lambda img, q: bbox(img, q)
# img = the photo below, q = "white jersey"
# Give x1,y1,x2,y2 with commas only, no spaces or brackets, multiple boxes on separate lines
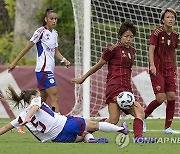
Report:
10,97,67,142
30,26,59,72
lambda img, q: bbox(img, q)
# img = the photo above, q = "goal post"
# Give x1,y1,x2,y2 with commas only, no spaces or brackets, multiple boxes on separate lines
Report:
82,0,91,119
71,0,180,119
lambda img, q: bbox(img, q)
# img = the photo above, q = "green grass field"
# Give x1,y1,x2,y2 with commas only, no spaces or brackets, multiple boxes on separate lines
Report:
1,118,180,154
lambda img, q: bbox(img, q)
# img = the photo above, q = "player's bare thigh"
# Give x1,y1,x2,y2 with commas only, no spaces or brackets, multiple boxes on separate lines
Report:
127,101,145,120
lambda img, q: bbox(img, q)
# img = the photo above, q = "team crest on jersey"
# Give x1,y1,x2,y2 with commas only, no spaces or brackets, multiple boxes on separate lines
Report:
45,33,50,40
156,86,161,91
122,50,127,57
161,37,165,43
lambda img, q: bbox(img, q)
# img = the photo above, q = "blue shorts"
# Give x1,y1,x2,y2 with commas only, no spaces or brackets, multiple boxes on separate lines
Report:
36,71,57,90
52,116,86,143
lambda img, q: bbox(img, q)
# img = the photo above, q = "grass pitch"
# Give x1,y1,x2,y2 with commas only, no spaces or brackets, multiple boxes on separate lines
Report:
1,118,180,154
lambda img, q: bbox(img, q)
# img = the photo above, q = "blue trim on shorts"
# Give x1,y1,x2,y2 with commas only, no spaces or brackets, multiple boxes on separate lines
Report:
52,116,86,143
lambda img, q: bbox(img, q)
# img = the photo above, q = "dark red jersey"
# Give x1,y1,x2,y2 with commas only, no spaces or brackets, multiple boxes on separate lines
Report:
149,26,179,76
102,43,136,87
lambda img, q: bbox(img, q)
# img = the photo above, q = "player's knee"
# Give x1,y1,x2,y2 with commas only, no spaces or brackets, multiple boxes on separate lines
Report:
135,107,145,120
156,95,166,103
166,94,175,101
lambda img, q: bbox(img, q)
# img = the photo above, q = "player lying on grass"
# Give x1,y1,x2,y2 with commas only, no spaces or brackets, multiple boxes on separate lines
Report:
0,85,129,143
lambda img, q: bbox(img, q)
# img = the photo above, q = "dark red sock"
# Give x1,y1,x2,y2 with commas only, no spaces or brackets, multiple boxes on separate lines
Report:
165,100,175,129
144,100,161,118
133,118,143,138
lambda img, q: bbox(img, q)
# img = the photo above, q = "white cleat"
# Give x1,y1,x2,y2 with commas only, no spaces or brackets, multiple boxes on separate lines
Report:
163,128,180,134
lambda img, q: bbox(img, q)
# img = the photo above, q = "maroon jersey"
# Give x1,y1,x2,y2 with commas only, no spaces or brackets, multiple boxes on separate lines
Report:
149,26,179,76
102,43,136,88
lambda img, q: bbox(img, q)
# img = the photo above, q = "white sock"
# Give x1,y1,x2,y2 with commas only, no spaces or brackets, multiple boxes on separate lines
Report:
84,133,94,143
98,122,124,132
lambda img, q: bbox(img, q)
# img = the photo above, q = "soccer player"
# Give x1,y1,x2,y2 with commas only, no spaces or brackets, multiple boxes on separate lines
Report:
8,9,70,114
0,85,129,143
72,21,155,143
144,8,180,134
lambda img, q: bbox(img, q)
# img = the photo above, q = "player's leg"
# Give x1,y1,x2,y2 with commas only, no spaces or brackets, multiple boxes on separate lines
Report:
87,103,120,134
45,86,59,112
128,101,145,138
145,93,166,118
163,75,180,134
106,102,120,124
85,119,128,134
144,74,166,119
128,101,156,143
36,71,59,112
40,90,48,102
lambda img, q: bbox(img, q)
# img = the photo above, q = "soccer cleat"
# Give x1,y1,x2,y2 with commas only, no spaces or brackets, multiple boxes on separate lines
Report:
18,126,25,134
119,122,130,135
163,128,180,134
134,137,157,143
88,138,109,143
143,120,147,133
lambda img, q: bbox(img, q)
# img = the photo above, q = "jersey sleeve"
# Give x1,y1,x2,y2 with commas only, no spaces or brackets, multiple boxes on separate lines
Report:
102,47,115,61
30,96,42,108
149,31,158,46
30,27,44,44
175,34,179,48
10,117,19,128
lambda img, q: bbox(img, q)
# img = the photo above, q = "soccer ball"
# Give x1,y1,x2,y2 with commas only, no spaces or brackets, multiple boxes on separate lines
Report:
116,92,135,110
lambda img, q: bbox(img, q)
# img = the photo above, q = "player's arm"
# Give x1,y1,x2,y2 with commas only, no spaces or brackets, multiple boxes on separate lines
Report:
20,105,39,125
8,41,35,72
0,123,14,135
71,58,106,84
172,49,177,75
55,47,70,68
149,44,156,76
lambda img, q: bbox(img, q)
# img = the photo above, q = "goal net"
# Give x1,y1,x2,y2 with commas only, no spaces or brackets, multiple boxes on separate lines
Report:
71,0,180,118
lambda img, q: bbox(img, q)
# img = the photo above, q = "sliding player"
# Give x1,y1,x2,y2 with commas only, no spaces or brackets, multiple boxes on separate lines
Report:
0,85,129,143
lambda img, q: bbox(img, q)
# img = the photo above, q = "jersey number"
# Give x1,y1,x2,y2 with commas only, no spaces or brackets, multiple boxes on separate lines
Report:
30,115,46,133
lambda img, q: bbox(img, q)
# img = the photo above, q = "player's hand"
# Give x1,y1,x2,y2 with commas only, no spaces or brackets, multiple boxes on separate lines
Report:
71,77,84,84
64,59,71,68
8,63,16,72
20,119,30,126
150,65,156,76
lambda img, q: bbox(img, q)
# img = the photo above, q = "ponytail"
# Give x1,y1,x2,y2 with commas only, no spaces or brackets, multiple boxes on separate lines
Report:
6,85,38,108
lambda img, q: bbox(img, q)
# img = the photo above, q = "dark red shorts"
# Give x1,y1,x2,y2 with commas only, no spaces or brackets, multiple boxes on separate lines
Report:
105,84,132,104
150,73,176,94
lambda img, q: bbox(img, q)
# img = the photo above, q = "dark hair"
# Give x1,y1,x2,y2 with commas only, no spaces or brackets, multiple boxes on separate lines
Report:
118,21,136,39
42,9,56,26
6,85,38,108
